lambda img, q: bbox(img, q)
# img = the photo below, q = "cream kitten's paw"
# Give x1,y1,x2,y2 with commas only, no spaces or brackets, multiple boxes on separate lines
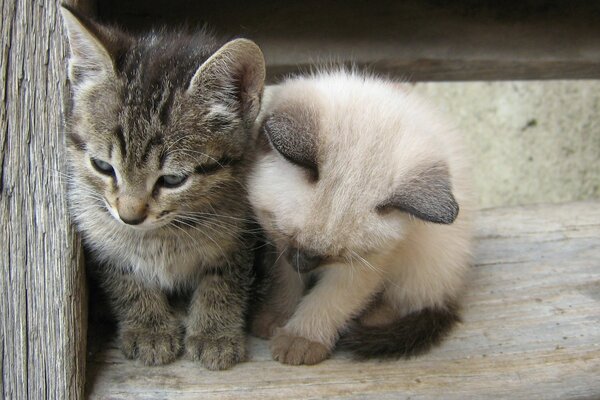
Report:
185,334,246,370
270,328,330,365
120,326,182,366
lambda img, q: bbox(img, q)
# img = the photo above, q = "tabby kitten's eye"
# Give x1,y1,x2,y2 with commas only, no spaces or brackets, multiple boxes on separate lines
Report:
156,174,188,189
91,158,115,177
195,157,234,174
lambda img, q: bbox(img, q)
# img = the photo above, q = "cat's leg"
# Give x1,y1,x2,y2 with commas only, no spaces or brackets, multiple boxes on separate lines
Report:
101,270,183,366
357,298,398,327
250,258,305,339
271,263,383,365
185,251,253,370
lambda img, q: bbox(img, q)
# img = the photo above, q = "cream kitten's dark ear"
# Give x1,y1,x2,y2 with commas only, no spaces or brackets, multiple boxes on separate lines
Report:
60,5,115,84
262,107,319,180
187,39,266,127
379,163,459,224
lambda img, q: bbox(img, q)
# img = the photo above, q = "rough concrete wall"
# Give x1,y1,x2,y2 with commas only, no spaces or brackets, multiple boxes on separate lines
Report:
414,80,600,208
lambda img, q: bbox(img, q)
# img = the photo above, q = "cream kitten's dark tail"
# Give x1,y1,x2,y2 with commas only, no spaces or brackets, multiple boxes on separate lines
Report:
340,303,460,359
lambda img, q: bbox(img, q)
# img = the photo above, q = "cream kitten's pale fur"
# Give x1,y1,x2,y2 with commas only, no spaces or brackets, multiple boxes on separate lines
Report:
248,71,473,364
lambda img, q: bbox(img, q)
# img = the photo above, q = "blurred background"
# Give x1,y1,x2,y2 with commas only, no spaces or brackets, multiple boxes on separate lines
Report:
96,0,600,208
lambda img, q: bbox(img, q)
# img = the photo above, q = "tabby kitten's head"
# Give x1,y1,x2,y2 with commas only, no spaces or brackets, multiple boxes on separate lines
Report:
61,6,265,230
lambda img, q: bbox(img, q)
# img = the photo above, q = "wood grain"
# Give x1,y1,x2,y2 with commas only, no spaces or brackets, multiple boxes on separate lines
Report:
86,201,600,399
97,0,600,81
0,0,93,398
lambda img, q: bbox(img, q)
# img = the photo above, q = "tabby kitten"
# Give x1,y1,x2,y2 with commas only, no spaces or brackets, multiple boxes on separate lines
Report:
249,70,473,365
61,6,265,369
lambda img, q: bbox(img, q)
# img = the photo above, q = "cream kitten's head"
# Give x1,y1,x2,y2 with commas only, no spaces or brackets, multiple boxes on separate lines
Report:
249,71,462,271
61,6,265,231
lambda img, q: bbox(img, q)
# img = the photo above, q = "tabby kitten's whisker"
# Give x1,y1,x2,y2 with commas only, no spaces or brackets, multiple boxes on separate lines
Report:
176,216,265,239
176,216,246,240
178,211,257,223
171,218,232,268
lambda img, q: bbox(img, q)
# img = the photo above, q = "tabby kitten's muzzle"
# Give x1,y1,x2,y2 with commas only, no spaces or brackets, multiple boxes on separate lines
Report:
287,248,322,273
116,196,148,225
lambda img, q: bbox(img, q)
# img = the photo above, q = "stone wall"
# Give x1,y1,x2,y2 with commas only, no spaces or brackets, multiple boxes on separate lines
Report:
415,81,600,208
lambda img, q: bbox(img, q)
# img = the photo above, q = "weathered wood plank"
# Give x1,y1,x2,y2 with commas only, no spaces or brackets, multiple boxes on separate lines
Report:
86,201,600,399
0,0,94,398
97,0,600,81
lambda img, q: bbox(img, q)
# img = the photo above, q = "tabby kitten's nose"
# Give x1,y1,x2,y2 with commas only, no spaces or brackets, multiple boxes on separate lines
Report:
287,247,323,273
117,197,148,225
119,214,146,225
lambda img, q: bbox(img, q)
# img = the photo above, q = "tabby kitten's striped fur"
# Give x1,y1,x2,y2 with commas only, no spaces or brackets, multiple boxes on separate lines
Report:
61,6,265,369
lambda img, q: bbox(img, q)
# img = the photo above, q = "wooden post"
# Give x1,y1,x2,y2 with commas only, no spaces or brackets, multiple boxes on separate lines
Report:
0,1,93,398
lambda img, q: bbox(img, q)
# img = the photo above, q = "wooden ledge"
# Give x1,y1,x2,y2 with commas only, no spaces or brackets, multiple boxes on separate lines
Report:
97,1,600,81
87,202,600,399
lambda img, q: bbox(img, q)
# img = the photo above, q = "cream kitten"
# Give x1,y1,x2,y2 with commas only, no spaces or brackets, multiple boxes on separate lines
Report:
248,70,473,365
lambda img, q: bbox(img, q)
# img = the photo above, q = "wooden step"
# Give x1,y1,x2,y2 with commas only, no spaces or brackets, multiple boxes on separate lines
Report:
86,201,600,399
97,0,600,81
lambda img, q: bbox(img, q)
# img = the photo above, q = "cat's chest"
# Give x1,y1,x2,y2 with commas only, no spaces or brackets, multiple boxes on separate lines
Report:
123,235,205,287
84,218,225,289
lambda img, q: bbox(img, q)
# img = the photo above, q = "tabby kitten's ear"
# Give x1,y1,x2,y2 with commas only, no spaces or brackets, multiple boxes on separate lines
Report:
60,5,118,85
379,162,459,224
187,39,266,127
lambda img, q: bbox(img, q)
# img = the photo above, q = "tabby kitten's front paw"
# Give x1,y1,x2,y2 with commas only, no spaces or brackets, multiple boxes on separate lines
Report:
270,328,330,365
185,334,246,370
120,325,183,366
